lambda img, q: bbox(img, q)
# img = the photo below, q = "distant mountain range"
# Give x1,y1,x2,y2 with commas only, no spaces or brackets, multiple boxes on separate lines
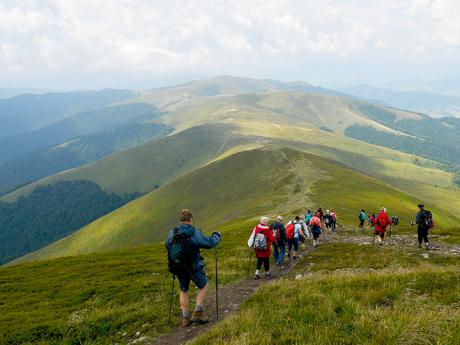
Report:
2,75,460,265
339,83,460,118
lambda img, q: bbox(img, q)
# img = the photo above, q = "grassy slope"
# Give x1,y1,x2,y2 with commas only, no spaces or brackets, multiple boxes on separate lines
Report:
192,240,460,345
13,146,458,264
2,229,459,345
0,214,260,345
1,125,255,201
2,88,450,202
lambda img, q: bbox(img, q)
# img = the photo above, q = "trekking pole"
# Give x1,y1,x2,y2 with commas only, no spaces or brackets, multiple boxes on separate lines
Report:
167,275,175,323
215,247,219,321
247,249,253,275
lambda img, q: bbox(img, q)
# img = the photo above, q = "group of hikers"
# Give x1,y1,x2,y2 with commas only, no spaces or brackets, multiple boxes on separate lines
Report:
246,207,336,280
165,203,434,327
358,204,434,249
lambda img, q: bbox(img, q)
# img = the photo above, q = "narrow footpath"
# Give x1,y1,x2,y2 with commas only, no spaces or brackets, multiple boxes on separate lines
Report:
141,227,459,345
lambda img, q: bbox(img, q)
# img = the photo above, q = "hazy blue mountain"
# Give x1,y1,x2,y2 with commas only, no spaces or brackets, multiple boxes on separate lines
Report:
340,84,460,117
0,89,135,138
0,103,161,163
0,88,49,100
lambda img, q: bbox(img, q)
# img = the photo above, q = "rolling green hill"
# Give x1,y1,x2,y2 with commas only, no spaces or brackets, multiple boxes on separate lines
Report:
0,123,172,195
2,77,459,265
1,124,259,202
13,146,458,264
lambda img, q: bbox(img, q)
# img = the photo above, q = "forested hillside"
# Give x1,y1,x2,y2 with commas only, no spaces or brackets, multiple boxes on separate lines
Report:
0,180,141,264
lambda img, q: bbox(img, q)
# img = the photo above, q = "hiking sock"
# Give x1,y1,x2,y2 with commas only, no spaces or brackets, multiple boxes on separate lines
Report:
194,305,203,313
182,310,190,317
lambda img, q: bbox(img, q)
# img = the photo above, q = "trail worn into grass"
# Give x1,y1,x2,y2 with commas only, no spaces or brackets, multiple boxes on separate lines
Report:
149,243,322,345
148,228,459,345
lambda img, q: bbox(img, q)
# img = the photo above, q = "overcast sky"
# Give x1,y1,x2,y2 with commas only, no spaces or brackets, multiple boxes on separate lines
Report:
1,0,459,90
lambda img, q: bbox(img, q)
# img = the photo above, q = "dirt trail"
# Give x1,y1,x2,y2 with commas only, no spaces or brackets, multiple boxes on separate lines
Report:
149,243,322,345
145,228,459,345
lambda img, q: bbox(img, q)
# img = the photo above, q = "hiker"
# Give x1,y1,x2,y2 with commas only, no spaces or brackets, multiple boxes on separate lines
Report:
248,216,276,279
305,209,312,233
369,213,376,228
298,216,308,250
317,207,324,226
309,212,322,247
392,215,399,226
165,209,221,327
286,217,305,259
323,210,333,234
374,207,392,245
270,216,287,266
330,209,337,232
413,204,434,249
359,209,366,228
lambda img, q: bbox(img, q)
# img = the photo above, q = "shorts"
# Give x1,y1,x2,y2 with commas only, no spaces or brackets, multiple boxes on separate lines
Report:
288,238,299,252
312,230,321,240
175,268,208,292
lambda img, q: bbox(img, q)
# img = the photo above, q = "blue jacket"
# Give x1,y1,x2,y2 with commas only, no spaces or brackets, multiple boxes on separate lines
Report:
165,223,221,270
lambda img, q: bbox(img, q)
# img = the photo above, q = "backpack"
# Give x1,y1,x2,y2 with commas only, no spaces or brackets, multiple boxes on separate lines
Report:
167,227,195,273
423,211,434,229
253,229,268,250
270,223,281,241
359,212,365,221
286,223,295,240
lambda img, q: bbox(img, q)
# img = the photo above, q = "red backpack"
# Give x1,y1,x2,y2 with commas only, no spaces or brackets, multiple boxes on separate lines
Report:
286,223,295,240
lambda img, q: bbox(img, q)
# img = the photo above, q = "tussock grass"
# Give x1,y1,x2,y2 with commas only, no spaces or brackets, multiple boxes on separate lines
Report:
192,267,460,345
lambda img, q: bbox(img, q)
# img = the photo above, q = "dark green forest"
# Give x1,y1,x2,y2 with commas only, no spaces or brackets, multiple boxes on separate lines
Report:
0,123,172,195
346,104,460,182
0,180,141,264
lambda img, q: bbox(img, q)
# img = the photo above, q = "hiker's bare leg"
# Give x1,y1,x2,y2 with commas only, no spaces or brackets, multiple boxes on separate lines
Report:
196,283,208,307
180,291,190,313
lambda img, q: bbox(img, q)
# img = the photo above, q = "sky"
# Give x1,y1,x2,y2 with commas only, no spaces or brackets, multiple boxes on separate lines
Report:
1,0,460,90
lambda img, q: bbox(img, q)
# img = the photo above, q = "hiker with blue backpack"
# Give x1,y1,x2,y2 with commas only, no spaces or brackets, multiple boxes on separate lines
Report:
413,204,434,249
305,209,312,232
248,216,276,279
165,209,221,327
270,216,287,266
359,209,366,228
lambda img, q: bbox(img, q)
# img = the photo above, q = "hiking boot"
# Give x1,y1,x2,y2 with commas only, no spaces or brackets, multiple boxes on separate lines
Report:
191,310,209,325
254,274,260,280
182,316,192,327
418,243,422,248
265,272,272,279
425,243,430,250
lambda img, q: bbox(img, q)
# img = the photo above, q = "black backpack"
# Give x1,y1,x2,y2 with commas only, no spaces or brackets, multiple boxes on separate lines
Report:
166,227,196,273
423,211,434,229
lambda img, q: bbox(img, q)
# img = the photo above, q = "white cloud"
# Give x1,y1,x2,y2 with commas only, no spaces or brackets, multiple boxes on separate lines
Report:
0,0,459,86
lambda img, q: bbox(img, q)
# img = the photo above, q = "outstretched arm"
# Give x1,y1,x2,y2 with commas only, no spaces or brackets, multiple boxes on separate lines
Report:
193,229,221,249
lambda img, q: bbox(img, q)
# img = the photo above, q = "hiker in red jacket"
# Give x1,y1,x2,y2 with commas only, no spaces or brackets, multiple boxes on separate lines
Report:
248,216,276,280
374,207,392,245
